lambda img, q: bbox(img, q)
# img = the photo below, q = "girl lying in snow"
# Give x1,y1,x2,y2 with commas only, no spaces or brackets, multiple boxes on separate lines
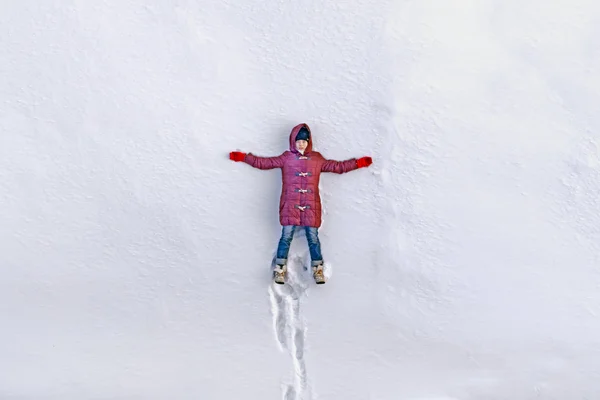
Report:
230,123,372,284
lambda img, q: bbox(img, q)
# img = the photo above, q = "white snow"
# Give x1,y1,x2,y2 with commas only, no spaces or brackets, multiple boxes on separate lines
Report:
1,0,600,399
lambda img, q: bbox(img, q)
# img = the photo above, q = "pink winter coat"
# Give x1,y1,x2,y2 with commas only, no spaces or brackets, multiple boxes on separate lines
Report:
244,123,359,228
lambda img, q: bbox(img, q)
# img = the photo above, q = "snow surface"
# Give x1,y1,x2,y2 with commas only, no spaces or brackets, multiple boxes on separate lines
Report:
1,0,600,399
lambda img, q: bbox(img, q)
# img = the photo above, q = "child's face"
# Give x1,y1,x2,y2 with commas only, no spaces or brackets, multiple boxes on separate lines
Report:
295,140,308,152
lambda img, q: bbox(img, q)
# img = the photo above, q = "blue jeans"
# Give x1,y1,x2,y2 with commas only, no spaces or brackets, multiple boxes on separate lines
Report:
275,225,323,267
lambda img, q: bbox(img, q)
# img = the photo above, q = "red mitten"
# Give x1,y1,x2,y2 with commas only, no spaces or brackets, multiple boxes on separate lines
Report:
357,156,372,168
229,151,246,162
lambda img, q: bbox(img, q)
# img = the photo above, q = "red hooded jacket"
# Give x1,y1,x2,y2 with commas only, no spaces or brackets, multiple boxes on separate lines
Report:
243,123,359,228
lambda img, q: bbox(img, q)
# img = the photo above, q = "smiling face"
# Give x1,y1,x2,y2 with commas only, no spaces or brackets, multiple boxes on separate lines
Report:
295,139,308,153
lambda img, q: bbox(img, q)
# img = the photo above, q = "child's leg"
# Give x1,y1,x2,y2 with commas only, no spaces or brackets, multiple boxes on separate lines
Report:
304,227,324,267
275,225,296,266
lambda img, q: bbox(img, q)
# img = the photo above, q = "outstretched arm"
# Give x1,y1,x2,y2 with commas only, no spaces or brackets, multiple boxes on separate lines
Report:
321,156,372,174
229,151,286,170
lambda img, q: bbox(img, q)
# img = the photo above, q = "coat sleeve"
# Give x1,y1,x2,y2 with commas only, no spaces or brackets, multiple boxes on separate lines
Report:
320,157,359,174
244,152,286,170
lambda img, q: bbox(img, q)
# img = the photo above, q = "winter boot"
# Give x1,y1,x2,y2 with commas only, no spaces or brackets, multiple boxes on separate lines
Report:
312,264,326,284
273,264,287,284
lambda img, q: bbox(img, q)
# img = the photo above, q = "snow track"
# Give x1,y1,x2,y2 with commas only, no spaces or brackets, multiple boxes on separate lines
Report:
268,255,313,400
